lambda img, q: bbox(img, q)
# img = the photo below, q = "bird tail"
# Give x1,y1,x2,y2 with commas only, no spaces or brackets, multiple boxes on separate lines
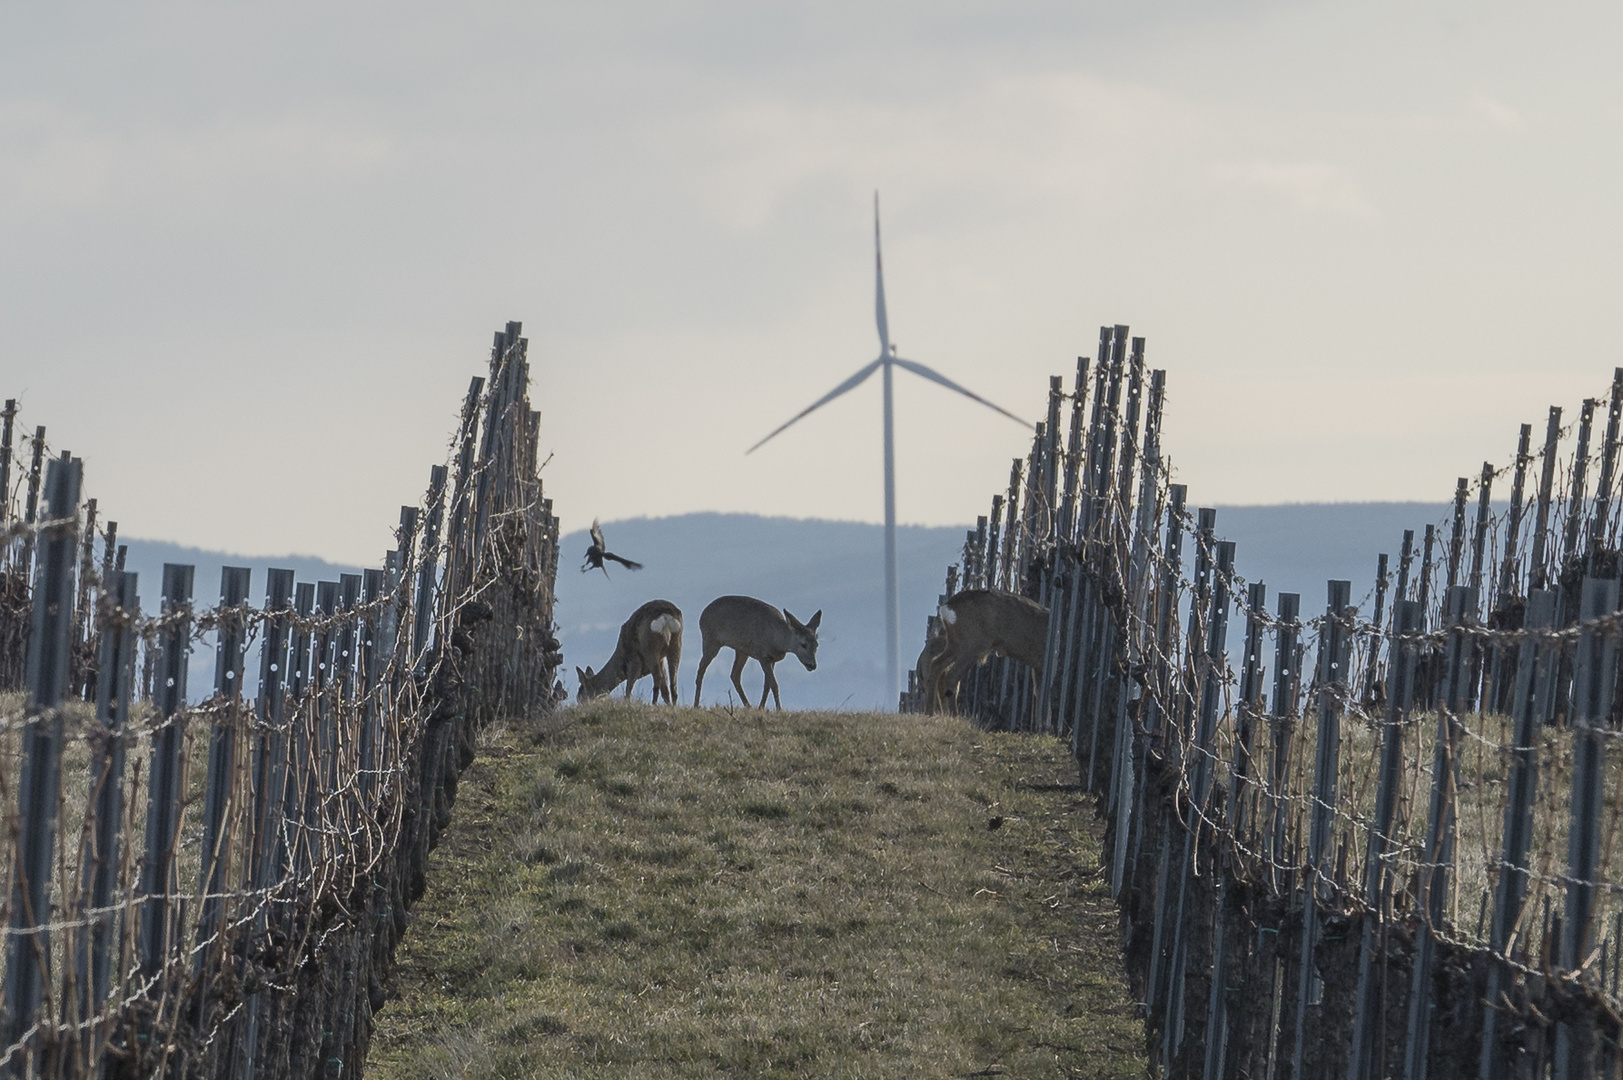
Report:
607,553,643,570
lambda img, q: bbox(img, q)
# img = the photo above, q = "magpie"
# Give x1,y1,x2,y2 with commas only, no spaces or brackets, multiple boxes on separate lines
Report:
582,518,643,577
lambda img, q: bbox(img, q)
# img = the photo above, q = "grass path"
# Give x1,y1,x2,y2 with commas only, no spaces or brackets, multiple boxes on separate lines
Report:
364,702,1146,1079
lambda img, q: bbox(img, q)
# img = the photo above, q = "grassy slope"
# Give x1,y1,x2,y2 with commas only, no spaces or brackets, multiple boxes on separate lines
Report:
365,702,1146,1079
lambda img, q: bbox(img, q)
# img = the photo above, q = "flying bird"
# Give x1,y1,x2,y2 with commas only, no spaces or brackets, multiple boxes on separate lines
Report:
582,519,643,577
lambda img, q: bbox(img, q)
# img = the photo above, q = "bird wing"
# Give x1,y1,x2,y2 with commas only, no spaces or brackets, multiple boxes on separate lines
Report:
891,357,1029,428
590,518,606,550
747,358,885,454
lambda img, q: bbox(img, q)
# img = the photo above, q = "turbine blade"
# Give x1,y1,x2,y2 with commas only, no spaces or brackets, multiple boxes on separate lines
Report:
874,191,890,354
891,357,1029,428
747,358,885,454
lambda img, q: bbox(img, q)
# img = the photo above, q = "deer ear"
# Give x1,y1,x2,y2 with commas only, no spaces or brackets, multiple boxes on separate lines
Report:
807,610,821,631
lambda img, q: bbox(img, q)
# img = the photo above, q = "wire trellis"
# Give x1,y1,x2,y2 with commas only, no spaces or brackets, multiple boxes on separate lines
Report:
0,321,564,1079
905,328,1623,1080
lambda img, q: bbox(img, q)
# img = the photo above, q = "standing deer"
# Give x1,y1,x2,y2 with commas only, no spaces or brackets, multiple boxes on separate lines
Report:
577,599,683,704
923,589,1048,714
693,595,821,710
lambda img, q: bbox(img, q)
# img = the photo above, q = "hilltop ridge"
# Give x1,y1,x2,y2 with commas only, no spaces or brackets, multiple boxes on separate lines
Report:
111,503,1457,709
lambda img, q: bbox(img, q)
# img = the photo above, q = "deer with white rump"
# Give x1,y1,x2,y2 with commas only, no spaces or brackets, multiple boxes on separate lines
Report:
577,599,684,704
693,595,821,710
923,589,1049,714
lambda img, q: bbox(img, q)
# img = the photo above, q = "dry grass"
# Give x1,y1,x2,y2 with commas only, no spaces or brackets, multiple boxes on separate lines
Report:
365,701,1147,1080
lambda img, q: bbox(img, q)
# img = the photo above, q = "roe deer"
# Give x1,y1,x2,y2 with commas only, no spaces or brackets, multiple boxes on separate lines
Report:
577,599,683,704
693,595,820,710
923,589,1048,714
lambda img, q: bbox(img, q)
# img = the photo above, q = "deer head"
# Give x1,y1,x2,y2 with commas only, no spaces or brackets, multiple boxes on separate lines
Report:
783,609,822,671
577,664,615,702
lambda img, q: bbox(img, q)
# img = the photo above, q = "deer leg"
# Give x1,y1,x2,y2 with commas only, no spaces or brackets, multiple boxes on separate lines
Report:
650,658,667,705
760,659,781,710
920,649,941,713
730,650,751,705
930,653,964,715
658,649,675,705
922,647,947,713
666,637,682,705
694,639,721,707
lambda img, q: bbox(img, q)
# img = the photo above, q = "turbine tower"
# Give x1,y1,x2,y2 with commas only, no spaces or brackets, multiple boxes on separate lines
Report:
748,193,1029,708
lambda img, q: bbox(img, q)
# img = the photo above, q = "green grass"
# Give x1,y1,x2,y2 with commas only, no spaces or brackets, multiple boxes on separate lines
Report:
365,701,1147,1079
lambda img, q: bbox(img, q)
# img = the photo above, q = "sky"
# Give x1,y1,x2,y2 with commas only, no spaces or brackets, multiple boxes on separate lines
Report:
2,1,1621,565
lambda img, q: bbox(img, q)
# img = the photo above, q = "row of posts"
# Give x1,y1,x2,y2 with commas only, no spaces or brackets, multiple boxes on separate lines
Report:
1,321,563,1078
906,330,1623,1077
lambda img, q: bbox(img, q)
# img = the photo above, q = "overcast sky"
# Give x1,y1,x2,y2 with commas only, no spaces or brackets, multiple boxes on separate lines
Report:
3,2,1620,565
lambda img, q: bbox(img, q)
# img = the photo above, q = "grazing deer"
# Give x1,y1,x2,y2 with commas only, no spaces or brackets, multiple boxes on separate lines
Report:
693,595,820,710
577,599,683,704
923,589,1048,714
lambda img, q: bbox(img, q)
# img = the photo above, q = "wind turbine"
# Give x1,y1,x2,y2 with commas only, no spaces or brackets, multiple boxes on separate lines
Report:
747,192,1029,708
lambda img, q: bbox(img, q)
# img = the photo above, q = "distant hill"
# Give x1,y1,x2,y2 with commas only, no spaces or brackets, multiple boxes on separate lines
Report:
117,503,1463,709
117,540,364,612
553,503,1463,710
1201,502,1462,612
114,540,366,702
